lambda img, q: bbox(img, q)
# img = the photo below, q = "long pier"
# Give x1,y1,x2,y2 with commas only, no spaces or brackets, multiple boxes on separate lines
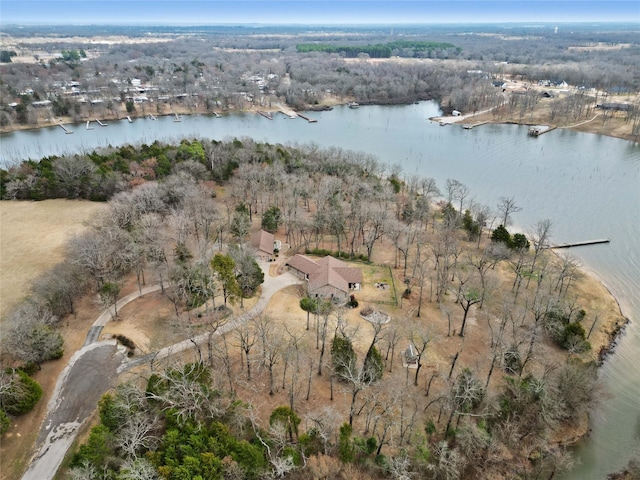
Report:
550,239,610,249
297,112,317,123
58,124,73,134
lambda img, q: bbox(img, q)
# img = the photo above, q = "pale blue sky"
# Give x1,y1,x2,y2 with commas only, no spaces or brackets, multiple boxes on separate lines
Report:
1,1,638,25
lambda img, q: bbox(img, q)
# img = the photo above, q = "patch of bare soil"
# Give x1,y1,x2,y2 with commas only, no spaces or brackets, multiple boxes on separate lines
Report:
0,199,107,320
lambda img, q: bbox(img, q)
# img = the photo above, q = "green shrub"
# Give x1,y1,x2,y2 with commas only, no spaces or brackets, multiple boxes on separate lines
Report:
269,406,301,442
0,409,11,434
2,371,43,415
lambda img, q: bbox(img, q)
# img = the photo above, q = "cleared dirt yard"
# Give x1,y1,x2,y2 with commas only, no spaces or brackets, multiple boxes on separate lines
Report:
0,199,106,320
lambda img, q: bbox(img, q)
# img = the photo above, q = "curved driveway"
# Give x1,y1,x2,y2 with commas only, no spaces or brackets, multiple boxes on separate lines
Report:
22,264,302,480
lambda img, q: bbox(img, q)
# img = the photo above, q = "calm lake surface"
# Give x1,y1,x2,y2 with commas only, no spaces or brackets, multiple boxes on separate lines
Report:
2,101,639,477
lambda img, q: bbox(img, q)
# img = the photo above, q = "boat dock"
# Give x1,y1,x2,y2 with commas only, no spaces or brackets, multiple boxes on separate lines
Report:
58,124,73,134
173,113,182,122
528,125,556,136
462,121,488,129
127,116,133,123
297,112,317,123
257,110,273,120
213,112,222,118
86,121,94,130
279,110,298,119
147,114,157,120
550,239,610,249
95,119,108,127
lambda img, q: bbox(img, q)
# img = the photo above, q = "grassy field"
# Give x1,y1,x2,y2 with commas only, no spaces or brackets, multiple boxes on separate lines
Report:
0,199,106,321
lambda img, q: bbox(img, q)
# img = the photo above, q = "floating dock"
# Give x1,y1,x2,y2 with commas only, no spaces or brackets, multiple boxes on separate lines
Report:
528,125,556,136
173,113,182,122
257,110,273,120
95,119,108,127
213,112,221,118
147,114,157,120
550,239,610,249
127,116,133,123
297,112,317,123
58,124,73,134
86,121,94,130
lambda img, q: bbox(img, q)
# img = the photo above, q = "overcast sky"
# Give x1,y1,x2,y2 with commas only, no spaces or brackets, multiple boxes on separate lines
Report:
1,1,638,25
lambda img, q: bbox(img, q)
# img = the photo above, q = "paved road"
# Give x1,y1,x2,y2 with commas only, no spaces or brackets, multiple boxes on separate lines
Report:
21,265,302,480
119,265,302,372
83,284,163,346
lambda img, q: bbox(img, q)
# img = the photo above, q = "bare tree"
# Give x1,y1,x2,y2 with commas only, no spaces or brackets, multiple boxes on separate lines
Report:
496,196,521,227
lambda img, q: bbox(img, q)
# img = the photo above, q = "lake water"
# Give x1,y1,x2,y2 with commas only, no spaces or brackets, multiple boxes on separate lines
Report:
1,102,639,477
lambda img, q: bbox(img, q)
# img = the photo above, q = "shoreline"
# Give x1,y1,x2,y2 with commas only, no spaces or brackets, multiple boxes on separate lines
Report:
429,103,638,144
2,99,637,144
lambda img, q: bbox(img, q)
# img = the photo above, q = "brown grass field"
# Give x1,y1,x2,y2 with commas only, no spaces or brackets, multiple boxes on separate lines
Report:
0,199,107,321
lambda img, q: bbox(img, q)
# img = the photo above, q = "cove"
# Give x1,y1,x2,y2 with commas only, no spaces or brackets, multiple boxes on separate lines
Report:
1,101,639,478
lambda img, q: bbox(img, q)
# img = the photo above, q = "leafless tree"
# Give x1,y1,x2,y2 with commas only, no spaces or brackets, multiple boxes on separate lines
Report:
496,196,521,227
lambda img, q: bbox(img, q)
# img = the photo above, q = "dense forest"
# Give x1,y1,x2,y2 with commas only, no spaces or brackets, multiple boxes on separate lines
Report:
1,137,620,479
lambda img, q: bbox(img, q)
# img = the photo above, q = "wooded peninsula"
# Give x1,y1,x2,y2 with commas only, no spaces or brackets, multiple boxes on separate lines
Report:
0,136,629,479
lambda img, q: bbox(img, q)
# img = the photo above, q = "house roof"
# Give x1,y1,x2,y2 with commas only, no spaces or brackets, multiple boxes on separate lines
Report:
286,254,320,275
286,254,362,295
250,229,274,255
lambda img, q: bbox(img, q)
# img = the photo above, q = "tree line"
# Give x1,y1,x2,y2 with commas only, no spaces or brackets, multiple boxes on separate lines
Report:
295,41,460,59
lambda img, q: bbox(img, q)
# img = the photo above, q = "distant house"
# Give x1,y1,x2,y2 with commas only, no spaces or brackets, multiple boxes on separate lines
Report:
31,100,52,108
286,254,362,303
250,229,275,262
596,103,632,112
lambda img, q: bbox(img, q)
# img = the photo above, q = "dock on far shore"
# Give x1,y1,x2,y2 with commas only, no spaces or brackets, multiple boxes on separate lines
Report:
58,123,73,134
296,112,317,123
528,125,556,136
